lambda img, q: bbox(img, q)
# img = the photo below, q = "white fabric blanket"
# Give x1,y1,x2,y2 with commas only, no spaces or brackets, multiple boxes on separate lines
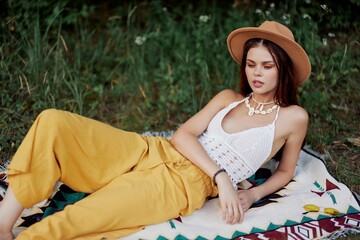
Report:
122,149,360,240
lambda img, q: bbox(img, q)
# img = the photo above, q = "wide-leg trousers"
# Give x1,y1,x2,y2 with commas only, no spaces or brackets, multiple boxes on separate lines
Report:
7,109,217,239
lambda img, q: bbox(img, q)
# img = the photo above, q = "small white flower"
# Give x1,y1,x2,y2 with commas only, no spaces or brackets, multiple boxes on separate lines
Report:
199,15,211,23
322,38,328,46
162,7,167,12
282,13,290,20
270,3,275,8
321,4,332,13
135,36,146,45
305,0,311,3
265,11,270,16
255,9,262,14
328,32,335,38
303,13,311,19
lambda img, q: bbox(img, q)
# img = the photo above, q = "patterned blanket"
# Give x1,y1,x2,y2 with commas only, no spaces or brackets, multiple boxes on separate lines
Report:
0,143,359,239
122,149,360,240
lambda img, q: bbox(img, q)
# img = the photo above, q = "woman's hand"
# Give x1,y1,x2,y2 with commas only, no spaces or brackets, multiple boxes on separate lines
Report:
236,188,258,212
216,173,244,224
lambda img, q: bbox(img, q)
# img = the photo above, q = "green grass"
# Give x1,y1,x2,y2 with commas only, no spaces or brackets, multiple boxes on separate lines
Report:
0,0,359,193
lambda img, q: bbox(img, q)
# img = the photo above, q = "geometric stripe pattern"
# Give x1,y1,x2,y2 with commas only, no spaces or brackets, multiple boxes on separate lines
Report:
156,212,360,240
231,212,360,240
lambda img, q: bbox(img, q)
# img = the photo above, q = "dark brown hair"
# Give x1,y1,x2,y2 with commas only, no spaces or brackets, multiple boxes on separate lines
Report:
239,38,298,106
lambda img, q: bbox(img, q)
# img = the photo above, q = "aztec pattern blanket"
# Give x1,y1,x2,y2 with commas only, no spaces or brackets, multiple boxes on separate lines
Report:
0,131,359,239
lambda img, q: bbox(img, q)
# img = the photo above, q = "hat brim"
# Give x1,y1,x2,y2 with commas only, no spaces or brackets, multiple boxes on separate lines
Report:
227,27,311,84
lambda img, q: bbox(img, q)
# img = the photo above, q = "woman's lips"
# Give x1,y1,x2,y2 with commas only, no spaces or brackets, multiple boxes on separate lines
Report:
252,80,264,88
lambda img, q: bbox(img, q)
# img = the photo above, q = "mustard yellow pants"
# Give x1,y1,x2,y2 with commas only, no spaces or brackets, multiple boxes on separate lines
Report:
7,109,216,239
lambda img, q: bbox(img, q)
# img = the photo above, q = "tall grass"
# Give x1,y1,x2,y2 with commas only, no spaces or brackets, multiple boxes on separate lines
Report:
0,0,359,191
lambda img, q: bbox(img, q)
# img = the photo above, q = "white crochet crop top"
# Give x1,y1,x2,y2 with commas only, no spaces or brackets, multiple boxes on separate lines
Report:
198,99,280,189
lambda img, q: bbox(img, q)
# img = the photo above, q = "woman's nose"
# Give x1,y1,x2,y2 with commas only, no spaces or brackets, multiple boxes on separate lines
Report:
254,66,262,76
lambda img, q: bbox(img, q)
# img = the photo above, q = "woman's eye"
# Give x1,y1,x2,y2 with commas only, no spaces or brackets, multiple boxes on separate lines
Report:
247,64,255,68
264,65,273,69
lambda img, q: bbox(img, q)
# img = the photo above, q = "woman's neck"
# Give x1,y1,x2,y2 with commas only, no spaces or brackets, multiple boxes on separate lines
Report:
251,92,275,103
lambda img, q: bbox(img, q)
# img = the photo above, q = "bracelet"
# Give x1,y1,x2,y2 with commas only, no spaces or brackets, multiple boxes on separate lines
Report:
212,169,227,186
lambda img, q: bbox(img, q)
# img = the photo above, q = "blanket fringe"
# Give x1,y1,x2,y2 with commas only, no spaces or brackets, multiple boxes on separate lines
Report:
0,159,10,171
324,228,360,240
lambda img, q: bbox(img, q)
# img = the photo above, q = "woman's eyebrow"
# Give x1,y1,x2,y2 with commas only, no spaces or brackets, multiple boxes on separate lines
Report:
246,59,275,64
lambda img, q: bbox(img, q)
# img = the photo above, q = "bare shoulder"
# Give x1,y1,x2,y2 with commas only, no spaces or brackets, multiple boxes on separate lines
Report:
215,89,244,106
281,105,308,123
279,105,309,133
275,105,309,147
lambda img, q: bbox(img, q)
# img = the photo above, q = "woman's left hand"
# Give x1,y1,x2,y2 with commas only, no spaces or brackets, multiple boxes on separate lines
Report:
236,189,257,212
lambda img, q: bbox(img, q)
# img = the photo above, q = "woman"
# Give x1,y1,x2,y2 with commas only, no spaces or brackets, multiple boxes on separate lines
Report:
0,20,311,240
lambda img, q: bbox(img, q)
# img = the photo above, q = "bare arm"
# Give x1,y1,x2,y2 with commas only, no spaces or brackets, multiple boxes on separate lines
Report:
238,107,309,210
171,89,245,224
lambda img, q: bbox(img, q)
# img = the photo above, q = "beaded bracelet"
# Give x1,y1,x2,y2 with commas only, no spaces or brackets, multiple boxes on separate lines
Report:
212,169,227,186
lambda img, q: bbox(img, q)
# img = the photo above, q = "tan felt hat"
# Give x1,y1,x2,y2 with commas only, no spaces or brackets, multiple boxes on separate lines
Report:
227,21,311,84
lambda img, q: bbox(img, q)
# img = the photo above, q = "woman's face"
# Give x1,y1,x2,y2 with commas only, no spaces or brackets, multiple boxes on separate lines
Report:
245,45,279,96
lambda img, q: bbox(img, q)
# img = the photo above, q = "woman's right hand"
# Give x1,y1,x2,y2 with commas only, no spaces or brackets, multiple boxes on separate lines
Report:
216,172,244,224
